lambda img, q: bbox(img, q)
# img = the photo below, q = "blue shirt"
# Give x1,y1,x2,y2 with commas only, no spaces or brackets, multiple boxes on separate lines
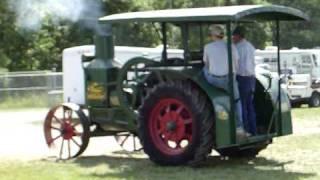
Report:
235,39,256,76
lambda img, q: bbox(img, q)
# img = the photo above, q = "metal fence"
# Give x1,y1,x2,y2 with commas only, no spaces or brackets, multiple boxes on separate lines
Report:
0,71,63,107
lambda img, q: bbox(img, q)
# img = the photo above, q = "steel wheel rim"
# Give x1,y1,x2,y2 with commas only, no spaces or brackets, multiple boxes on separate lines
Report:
149,98,193,155
44,105,85,160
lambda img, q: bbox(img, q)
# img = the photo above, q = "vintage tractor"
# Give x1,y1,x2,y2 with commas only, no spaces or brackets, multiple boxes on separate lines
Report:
44,5,309,165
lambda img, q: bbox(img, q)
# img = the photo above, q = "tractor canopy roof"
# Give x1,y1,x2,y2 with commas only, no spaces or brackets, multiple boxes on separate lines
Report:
99,5,309,23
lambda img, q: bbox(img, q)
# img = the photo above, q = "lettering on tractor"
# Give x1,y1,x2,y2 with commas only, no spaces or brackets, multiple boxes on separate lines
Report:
87,82,105,100
44,5,309,166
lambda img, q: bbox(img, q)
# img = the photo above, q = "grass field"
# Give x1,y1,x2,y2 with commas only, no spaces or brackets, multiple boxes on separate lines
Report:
0,92,62,109
0,107,319,180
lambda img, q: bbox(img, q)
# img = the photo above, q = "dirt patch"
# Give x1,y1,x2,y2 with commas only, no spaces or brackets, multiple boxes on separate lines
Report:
0,109,122,161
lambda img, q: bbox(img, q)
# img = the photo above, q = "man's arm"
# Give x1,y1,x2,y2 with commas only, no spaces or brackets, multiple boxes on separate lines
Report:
248,43,256,75
232,44,240,73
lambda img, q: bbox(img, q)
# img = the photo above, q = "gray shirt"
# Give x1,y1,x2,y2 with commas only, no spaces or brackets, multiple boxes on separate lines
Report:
235,39,256,76
203,40,239,76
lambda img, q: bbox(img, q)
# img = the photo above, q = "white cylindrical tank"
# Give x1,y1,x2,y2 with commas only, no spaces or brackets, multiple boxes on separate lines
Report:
63,45,95,105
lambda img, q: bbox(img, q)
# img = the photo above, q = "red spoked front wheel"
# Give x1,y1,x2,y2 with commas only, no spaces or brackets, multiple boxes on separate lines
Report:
44,104,90,160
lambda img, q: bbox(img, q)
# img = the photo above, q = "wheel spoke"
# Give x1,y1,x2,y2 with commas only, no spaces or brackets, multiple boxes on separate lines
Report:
163,133,170,143
63,107,66,121
157,115,164,122
49,134,62,144
132,134,137,151
53,115,63,125
59,139,65,159
165,105,171,113
74,131,83,137
51,126,62,132
68,140,71,159
176,106,184,114
184,118,192,125
170,134,178,142
175,141,182,149
67,110,73,121
157,126,166,135
63,110,71,122
71,138,81,148
119,135,130,147
156,116,165,134
72,122,80,128
185,134,192,142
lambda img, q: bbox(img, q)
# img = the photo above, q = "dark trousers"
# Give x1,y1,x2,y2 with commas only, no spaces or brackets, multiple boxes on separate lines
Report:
236,75,257,135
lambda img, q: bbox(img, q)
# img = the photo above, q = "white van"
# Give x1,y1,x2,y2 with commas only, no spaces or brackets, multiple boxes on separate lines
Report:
255,47,320,107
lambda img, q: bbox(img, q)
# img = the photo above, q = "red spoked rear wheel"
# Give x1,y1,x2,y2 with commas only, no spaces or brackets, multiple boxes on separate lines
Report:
44,104,90,160
149,98,193,155
138,81,214,166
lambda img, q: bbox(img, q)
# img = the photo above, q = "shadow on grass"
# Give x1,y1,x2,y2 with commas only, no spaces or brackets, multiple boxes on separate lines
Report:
72,153,316,180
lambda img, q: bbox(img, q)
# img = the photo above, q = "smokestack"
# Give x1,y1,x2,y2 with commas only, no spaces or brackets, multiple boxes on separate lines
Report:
94,24,114,63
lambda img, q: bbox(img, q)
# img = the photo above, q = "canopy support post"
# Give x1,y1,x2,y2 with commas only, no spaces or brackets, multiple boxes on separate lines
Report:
276,19,282,134
161,22,168,62
226,22,236,143
182,24,190,62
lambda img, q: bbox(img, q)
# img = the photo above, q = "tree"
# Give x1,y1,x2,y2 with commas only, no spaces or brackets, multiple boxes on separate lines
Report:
0,0,317,72
268,0,317,49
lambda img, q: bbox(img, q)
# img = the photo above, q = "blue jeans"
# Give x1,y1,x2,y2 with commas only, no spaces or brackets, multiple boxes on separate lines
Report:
203,68,244,128
236,75,257,135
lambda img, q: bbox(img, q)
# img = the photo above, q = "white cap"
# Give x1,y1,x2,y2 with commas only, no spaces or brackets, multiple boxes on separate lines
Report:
209,25,224,38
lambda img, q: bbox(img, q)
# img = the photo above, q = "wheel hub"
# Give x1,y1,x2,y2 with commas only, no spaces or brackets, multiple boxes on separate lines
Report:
166,121,177,132
162,112,185,142
62,122,75,140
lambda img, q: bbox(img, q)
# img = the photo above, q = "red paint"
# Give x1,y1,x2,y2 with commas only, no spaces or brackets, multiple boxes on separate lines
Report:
149,98,193,155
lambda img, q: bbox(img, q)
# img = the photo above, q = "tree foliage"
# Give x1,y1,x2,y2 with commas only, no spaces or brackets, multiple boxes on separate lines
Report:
0,0,317,71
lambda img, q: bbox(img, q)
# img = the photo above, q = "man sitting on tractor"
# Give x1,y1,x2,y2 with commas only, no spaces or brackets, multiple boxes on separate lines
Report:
202,25,246,137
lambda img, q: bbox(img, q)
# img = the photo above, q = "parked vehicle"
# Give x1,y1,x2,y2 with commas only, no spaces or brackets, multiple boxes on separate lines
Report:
256,48,320,107
44,5,309,165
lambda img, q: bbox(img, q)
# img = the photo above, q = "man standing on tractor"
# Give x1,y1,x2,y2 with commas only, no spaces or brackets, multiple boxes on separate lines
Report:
203,25,246,137
233,26,257,136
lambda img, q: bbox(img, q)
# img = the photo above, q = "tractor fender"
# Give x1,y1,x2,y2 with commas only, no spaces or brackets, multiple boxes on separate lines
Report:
61,102,90,124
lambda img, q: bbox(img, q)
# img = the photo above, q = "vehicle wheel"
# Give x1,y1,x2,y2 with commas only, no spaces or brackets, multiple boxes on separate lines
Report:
309,93,320,107
138,81,214,166
217,144,268,159
290,102,301,108
114,132,142,152
44,104,90,160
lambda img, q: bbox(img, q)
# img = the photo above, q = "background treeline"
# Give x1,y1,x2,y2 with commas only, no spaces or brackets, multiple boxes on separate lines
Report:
0,0,317,71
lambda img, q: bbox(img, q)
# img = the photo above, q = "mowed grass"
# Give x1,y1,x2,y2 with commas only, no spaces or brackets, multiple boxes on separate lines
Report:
0,107,319,180
0,92,62,109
